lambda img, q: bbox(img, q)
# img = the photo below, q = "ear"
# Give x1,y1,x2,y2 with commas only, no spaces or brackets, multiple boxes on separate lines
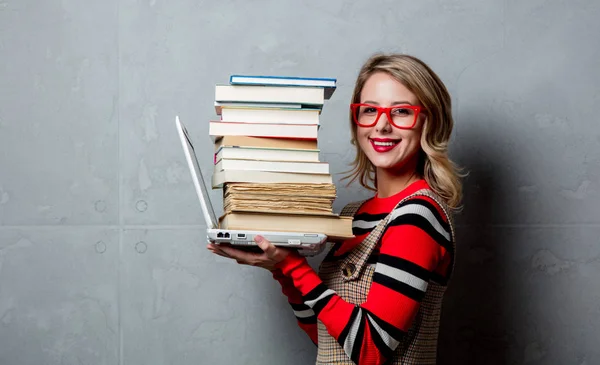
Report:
419,119,429,146
419,110,428,126
419,112,429,133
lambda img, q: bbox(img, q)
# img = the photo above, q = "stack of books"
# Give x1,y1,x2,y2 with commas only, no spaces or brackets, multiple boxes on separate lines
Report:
209,75,354,241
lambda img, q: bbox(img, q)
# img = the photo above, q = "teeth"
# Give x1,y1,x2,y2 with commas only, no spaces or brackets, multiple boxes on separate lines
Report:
373,141,397,146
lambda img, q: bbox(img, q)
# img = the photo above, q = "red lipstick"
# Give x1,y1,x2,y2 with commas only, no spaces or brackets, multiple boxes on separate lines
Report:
370,138,400,153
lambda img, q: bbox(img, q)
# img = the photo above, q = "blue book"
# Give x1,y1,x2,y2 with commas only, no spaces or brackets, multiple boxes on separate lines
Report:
229,75,337,100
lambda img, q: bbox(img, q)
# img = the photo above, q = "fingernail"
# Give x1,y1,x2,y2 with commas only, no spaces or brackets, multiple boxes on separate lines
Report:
254,236,263,243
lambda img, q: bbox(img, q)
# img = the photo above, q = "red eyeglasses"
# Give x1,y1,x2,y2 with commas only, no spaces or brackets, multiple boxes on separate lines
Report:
350,103,424,129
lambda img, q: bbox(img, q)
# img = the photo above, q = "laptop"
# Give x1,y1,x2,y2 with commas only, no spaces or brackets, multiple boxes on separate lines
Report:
175,115,328,256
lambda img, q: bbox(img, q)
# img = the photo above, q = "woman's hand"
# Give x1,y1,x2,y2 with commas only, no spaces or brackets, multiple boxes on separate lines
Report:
207,235,294,271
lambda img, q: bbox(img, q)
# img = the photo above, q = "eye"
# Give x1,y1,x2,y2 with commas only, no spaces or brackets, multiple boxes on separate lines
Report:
361,106,377,114
391,107,412,116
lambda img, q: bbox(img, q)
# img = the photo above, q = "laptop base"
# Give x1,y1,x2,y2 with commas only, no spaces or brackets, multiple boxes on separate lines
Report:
207,228,327,257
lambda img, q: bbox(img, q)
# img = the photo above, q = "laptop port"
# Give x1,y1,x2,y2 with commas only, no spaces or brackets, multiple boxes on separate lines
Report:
224,232,230,239
217,232,224,238
236,233,246,239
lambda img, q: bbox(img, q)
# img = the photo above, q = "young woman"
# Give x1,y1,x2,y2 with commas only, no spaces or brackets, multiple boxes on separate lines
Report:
208,53,463,365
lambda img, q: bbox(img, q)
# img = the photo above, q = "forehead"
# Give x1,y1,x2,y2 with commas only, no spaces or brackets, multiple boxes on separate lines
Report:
360,72,417,104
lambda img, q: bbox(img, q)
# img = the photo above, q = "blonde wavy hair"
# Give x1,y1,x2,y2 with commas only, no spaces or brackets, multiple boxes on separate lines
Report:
341,53,464,210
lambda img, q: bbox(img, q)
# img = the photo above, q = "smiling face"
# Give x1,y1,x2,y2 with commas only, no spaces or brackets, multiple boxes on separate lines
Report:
354,71,425,173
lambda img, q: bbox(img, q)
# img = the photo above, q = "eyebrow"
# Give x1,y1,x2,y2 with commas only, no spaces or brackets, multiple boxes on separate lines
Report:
362,100,414,105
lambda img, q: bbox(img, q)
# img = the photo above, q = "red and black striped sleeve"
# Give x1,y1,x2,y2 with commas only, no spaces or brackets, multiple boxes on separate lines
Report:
275,196,453,365
271,269,318,345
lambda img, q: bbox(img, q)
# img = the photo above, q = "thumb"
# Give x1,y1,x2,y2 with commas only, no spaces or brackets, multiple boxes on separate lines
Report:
255,235,276,257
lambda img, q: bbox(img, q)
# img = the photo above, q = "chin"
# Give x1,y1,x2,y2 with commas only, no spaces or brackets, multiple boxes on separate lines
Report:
368,156,402,170
375,163,404,171
368,150,420,172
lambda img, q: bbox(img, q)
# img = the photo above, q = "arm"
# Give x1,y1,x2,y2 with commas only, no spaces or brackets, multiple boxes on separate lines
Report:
275,198,453,365
271,269,318,345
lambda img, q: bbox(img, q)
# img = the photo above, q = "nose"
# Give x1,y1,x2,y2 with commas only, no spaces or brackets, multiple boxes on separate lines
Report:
375,110,392,133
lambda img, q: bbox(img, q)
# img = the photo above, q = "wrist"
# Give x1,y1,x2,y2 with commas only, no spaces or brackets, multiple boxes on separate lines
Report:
274,252,323,297
275,251,306,273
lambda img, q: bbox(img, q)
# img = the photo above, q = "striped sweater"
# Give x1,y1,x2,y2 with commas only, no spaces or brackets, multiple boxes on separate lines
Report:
272,179,453,364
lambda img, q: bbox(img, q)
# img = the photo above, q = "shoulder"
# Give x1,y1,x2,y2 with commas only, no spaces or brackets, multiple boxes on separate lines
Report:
396,193,450,222
388,190,454,243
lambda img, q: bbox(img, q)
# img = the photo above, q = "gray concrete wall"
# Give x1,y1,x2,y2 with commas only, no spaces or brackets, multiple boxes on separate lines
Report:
0,0,598,364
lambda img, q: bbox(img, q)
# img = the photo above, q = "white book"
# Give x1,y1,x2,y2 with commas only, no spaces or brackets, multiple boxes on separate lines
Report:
220,106,320,125
214,101,302,115
215,159,330,175
229,75,336,88
209,121,318,139
215,146,320,163
215,84,324,105
228,74,337,99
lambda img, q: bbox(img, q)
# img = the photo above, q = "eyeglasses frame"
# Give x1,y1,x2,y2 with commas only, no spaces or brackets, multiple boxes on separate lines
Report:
350,103,425,129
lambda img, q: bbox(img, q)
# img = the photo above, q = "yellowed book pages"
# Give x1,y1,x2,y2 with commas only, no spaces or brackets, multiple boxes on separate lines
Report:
225,205,335,216
224,182,336,198
218,212,354,240
224,198,333,215
212,170,333,187
225,193,334,203
225,195,334,206
215,135,318,151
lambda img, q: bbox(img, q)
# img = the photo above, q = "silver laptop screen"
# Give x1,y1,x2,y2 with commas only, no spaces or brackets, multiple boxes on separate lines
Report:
176,116,218,229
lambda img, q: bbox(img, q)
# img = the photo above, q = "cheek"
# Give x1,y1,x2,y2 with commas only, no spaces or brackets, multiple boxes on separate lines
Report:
393,130,422,158
356,128,371,144
405,131,423,155
403,127,423,143
406,131,422,145
355,131,373,155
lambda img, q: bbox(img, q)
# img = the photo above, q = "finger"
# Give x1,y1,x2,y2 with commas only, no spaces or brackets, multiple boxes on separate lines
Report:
207,246,233,258
208,244,225,252
214,251,232,258
255,235,277,257
219,244,260,263
207,244,234,257
214,249,232,258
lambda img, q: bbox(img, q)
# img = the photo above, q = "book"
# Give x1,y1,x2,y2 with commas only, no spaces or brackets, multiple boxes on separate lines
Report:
209,121,318,139
218,211,354,240
215,146,320,164
220,106,320,125
214,135,318,151
229,74,337,100
224,182,337,197
214,101,304,115
223,183,337,216
212,170,333,187
215,159,330,175
215,84,324,106
224,195,336,215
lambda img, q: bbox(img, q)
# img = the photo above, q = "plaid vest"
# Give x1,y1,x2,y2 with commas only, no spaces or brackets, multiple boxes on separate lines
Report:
315,188,456,364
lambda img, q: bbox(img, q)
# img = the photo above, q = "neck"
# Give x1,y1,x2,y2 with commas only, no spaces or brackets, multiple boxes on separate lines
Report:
375,157,421,198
